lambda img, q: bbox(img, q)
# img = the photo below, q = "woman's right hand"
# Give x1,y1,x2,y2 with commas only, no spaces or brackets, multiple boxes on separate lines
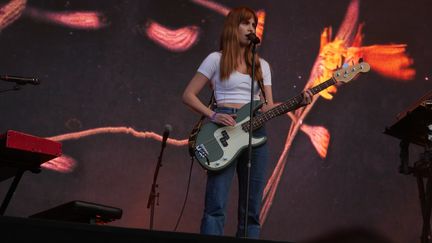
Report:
211,112,237,126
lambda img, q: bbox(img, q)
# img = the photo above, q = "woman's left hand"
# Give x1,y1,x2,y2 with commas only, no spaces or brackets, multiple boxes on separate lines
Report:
301,89,313,105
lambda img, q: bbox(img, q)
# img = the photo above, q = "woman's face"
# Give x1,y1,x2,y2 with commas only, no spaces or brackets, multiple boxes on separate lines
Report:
238,17,256,46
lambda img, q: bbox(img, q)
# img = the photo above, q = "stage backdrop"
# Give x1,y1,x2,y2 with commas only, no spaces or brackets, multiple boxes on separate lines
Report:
0,0,430,242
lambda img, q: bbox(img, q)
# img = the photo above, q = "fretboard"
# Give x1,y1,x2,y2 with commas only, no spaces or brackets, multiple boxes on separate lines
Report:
242,77,337,132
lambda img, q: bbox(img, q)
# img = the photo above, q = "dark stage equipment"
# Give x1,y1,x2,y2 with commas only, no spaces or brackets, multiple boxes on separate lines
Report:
0,130,62,215
29,200,122,224
385,89,432,243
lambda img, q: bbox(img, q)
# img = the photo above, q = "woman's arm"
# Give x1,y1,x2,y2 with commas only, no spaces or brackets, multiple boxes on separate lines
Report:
182,72,236,126
182,72,214,118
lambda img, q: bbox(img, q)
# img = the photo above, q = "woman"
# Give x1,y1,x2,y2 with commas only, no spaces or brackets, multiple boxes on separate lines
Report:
182,7,311,238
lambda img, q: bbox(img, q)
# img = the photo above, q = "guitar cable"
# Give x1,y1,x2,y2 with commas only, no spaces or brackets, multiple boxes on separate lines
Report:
173,155,195,231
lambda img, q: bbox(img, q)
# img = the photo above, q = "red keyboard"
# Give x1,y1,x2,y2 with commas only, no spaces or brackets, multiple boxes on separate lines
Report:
0,130,62,181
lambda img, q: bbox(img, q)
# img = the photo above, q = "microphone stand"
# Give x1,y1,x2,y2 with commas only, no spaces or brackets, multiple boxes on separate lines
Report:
244,41,258,238
146,135,168,230
0,86,21,94
1,75,40,94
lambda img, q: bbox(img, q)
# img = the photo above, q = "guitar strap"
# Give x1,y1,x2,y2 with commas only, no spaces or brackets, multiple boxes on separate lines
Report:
257,78,267,104
187,93,215,157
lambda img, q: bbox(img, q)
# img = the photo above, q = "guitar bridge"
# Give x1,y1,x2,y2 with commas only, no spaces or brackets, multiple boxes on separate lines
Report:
195,144,209,161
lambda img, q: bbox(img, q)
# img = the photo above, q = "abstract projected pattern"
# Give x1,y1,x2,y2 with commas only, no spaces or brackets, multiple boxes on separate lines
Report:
0,0,430,243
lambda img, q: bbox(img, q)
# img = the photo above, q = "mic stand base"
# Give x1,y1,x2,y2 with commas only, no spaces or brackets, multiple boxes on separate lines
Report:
146,143,166,230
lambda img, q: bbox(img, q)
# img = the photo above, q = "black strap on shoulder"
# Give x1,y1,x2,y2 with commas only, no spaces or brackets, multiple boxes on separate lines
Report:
257,79,267,104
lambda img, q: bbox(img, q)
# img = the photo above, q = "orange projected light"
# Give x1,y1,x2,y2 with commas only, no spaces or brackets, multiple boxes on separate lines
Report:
260,0,416,225
256,10,265,40
300,124,330,159
44,11,105,29
41,154,77,173
46,126,188,147
42,127,188,173
0,0,27,30
144,20,200,52
27,9,107,29
1,1,107,30
357,44,415,81
191,0,267,42
191,0,230,16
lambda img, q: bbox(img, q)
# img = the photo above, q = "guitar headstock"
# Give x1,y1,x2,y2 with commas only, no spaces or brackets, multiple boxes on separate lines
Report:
333,61,370,83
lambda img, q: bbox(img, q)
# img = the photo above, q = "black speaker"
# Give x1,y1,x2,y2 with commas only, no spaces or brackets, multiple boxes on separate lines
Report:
29,200,122,224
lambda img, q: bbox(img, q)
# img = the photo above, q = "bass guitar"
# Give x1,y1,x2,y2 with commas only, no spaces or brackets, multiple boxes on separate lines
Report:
192,61,370,171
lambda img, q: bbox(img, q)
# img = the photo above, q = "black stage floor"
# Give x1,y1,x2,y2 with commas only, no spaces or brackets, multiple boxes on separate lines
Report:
0,215,288,243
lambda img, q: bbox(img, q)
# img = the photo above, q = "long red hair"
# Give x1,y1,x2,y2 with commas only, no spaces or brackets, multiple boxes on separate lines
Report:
219,7,263,82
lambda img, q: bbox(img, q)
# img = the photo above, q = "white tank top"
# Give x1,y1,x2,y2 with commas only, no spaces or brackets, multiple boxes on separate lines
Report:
197,52,271,104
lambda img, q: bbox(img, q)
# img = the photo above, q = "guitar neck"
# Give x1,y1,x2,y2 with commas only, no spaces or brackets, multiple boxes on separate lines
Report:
243,77,337,132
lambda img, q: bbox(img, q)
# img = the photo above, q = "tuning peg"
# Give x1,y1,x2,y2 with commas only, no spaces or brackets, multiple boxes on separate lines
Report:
342,63,349,69
358,57,364,63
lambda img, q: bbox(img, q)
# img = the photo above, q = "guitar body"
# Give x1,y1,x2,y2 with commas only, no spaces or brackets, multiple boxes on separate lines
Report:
191,61,370,172
194,100,267,171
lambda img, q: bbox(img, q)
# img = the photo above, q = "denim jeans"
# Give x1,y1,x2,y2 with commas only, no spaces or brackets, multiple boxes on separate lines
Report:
200,107,268,238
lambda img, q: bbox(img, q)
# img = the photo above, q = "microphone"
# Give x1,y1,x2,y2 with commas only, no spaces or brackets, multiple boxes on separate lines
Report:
162,124,173,147
0,75,41,85
246,33,260,44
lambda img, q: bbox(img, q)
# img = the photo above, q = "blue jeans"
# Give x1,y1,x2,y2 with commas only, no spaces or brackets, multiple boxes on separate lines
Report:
200,107,268,238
